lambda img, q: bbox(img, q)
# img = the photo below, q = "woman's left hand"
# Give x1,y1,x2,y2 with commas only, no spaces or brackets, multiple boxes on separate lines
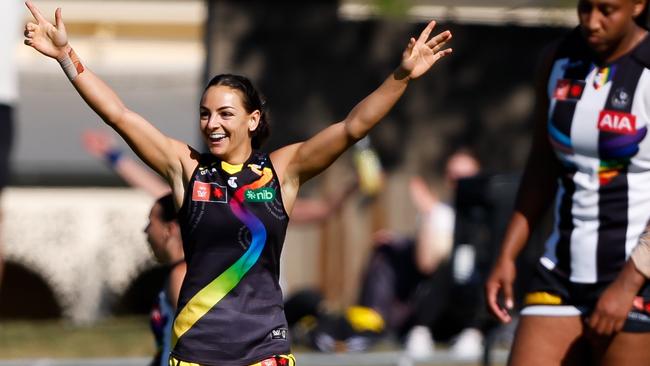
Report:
399,20,452,80
588,260,646,336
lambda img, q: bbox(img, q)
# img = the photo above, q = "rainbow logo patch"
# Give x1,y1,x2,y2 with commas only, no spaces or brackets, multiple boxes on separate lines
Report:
593,65,616,90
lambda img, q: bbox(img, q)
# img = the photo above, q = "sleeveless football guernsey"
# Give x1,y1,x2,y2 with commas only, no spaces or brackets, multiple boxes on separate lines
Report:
171,151,290,365
544,29,650,284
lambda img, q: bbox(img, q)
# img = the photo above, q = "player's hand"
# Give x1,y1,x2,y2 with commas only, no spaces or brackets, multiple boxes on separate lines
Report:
398,20,452,80
587,261,645,336
82,130,117,158
485,257,517,323
24,1,69,60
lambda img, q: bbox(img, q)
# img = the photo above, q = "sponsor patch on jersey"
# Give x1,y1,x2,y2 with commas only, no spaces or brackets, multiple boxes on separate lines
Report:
611,87,631,109
191,181,228,203
598,110,637,135
227,176,238,188
553,79,585,101
270,327,288,340
594,65,616,90
245,187,276,202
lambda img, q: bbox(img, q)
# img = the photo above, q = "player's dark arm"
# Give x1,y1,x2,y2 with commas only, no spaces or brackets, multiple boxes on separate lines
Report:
486,45,560,322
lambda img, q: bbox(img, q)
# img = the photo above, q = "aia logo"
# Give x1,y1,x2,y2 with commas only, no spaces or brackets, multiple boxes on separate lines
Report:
598,110,637,135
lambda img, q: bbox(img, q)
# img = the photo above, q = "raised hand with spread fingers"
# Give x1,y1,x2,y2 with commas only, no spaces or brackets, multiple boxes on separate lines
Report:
399,20,452,81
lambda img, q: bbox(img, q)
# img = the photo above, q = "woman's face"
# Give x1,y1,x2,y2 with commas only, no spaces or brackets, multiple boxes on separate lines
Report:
145,203,168,263
578,0,646,56
199,85,260,161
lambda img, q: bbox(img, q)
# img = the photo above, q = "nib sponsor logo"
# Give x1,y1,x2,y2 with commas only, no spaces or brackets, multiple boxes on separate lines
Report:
245,187,276,202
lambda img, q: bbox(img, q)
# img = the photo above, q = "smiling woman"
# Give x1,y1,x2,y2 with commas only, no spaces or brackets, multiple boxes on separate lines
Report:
199,75,270,159
22,1,452,365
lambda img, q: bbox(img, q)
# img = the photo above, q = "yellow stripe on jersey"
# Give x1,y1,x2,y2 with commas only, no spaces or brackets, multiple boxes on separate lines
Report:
524,291,563,306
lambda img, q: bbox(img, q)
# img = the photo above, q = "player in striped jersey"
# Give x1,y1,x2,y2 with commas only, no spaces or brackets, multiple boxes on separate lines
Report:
486,0,650,365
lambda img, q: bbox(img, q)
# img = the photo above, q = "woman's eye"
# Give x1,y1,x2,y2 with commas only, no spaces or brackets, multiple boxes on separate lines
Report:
200,112,210,119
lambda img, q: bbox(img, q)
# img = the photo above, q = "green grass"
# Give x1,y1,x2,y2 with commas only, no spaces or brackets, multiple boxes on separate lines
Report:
0,316,154,358
0,317,503,366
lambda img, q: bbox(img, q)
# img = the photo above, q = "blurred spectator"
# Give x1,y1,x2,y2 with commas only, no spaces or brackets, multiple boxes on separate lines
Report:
82,130,170,197
287,149,481,357
359,149,481,359
145,194,185,366
82,130,183,366
0,0,21,291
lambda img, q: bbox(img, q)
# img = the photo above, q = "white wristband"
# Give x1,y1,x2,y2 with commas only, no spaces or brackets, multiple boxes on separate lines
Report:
58,48,84,81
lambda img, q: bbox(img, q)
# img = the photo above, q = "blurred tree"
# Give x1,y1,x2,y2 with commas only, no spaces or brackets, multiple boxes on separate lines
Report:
374,0,411,19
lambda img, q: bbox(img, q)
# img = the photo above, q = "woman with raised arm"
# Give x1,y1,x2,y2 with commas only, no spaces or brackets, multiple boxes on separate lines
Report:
485,0,650,365
23,2,451,365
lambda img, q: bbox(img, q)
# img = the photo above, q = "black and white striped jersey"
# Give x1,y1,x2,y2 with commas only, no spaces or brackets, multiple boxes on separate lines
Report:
544,29,650,284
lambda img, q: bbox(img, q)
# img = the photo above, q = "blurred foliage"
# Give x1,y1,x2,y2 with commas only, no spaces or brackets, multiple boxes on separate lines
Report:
374,0,411,18
359,0,579,11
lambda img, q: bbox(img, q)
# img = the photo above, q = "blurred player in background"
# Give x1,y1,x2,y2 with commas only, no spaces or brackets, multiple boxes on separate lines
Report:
82,130,184,366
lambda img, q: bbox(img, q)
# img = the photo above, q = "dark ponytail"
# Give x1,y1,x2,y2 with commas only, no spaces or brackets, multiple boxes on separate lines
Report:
203,74,270,149
156,193,177,222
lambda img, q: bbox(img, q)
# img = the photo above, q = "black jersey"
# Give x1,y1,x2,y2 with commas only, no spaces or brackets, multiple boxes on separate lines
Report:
171,151,290,365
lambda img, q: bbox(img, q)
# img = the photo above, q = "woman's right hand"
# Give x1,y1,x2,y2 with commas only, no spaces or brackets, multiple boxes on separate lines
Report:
485,257,517,323
24,1,69,60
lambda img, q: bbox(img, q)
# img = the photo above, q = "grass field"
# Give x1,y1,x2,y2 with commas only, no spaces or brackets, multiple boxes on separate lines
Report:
0,316,154,358
0,316,506,366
